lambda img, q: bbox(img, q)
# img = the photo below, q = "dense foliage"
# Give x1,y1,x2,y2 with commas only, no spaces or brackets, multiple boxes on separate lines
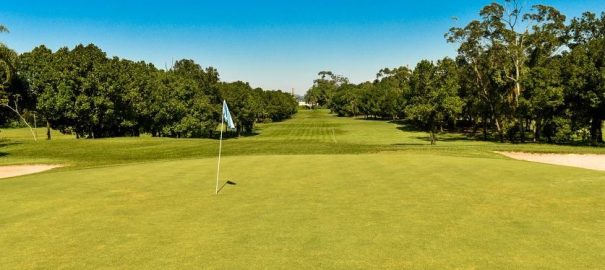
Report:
0,41,297,139
305,2,605,145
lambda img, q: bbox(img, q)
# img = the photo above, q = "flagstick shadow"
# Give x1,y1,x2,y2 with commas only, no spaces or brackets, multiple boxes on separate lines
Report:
217,180,237,194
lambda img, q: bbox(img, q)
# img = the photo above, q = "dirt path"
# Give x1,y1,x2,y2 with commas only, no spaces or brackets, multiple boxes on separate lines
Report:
496,152,605,172
0,165,63,179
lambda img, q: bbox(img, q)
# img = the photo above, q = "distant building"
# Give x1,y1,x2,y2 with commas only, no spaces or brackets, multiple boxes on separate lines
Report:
298,101,312,108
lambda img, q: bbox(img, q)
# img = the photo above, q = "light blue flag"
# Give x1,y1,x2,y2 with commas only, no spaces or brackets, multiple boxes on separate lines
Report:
222,100,236,129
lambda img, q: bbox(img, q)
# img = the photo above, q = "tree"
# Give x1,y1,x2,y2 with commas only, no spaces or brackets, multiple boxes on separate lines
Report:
306,71,348,109
331,83,360,117
218,81,261,136
357,82,382,118
522,5,567,142
262,90,298,122
565,12,605,145
447,18,511,141
17,43,293,139
563,12,605,144
405,59,463,144
0,24,38,141
18,45,56,139
304,87,320,109
0,24,13,88
447,2,570,142
373,67,410,119
147,68,218,138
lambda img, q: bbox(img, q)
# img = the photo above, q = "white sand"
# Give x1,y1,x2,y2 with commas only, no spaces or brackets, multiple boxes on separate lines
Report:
496,152,605,172
0,165,63,179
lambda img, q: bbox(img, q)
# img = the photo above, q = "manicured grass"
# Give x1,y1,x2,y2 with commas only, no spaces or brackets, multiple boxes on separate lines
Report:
1,110,603,167
0,110,604,268
1,154,604,268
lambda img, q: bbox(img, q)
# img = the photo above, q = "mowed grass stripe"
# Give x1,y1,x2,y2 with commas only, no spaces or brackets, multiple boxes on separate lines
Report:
1,109,604,167
253,110,342,143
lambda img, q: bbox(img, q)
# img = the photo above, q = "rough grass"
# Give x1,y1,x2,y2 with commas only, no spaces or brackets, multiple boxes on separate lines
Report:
0,110,604,269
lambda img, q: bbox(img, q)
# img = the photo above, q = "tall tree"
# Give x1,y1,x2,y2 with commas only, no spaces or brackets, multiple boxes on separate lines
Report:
18,45,56,139
374,67,410,119
522,5,567,142
406,59,463,144
0,24,38,140
564,12,605,144
447,17,510,141
0,24,13,89
306,71,348,109
448,2,570,142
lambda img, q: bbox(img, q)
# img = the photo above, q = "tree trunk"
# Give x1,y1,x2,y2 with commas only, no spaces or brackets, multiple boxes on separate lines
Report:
471,117,479,136
483,117,488,141
519,118,526,143
429,123,436,145
1,104,38,141
514,62,521,105
599,121,604,144
526,119,532,142
534,118,542,142
46,121,51,140
494,118,504,142
590,117,603,145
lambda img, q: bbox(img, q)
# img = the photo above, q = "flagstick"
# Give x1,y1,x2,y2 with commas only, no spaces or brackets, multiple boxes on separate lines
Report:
215,112,225,195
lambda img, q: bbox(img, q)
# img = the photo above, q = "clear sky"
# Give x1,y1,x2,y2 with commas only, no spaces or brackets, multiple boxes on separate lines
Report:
1,1,604,94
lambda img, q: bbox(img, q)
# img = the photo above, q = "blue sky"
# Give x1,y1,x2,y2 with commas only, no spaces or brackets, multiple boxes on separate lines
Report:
1,1,604,94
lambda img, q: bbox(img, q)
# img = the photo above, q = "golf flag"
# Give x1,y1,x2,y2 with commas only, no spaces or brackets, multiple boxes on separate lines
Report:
222,100,236,129
216,100,235,195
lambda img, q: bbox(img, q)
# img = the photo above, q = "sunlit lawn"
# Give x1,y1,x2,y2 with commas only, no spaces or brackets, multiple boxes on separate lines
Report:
0,110,604,268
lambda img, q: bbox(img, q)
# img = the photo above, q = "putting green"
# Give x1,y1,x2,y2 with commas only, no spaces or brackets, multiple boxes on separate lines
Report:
1,153,603,269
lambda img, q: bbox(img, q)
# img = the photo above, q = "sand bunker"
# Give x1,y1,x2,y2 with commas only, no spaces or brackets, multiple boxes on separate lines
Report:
497,152,605,172
0,164,63,179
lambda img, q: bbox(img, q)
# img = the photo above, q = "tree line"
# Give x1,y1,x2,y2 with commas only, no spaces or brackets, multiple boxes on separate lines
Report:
305,1,605,145
0,41,297,139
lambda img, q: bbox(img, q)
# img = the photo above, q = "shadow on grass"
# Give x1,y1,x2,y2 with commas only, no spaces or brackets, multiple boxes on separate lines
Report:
392,136,478,146
391,143,429,146
217,180,237,194
396,125,423,133
216,132,260,140
394,126,473,143
430,136,476,142
0,139,21,158
353,117,394,122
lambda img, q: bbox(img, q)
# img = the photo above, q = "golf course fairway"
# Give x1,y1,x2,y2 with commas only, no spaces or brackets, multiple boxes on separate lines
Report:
1,110,604,269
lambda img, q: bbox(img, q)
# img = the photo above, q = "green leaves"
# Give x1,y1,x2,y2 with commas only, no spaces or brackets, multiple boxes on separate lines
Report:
218,81,296,136
15,43,295,139
405,58,463,143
